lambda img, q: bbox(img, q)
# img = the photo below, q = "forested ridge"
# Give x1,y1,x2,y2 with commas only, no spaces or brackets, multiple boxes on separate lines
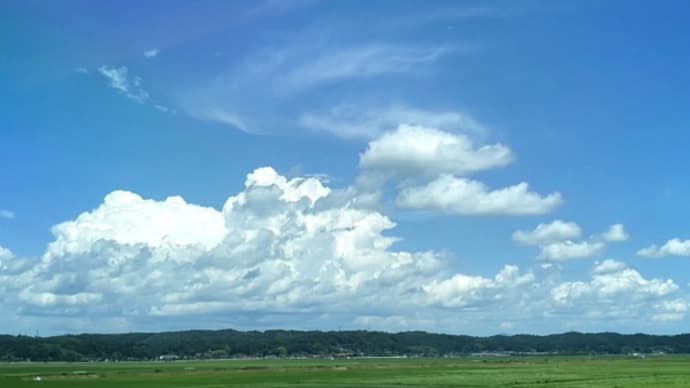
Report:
2,330,689,361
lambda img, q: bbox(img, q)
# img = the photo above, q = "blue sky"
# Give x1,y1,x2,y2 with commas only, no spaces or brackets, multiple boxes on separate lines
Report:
2,0,690,336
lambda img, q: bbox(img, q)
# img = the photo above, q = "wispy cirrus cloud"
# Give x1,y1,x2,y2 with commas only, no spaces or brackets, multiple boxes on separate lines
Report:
179,41,457,134
97,66,150,103
299,103,487,139
278,44,454,92
0,210,15,220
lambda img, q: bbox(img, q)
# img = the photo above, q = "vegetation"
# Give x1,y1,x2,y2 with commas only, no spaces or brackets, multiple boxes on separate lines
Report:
3,356,690,387
1,329,690,362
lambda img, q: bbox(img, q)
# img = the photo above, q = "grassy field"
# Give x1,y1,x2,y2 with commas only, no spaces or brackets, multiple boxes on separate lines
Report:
2,356,690,387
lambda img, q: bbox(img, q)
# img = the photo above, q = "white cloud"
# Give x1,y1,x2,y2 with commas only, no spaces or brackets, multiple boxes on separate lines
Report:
2,167,534,325
0,210,15,220
548,260,686,325
0,246,11,258
46,190,227,260
638,238,690,258
602,224,629,242
154,104,176,114
359,124,514,179
0,245,13,266
97,66,150,103
423,265,534,308
397,174,563,216
177,34,460,135
550,260,679,317
195,108,254,133
144,48,160,58
512,220,582,246
282,44,452,91
538,240,605,261
515,221,631,262
299,104,487,139
0,171,685,333
653,299,690,322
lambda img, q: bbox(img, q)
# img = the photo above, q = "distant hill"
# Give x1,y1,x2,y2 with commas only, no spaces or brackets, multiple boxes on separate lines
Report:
1,329,689,362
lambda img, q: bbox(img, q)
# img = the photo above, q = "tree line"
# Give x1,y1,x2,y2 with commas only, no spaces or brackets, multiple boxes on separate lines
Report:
1,330,689,361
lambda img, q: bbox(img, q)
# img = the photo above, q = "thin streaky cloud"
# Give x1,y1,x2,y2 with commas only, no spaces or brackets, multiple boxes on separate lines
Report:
97,66,150,103
280,44,454,92
299,103,488,139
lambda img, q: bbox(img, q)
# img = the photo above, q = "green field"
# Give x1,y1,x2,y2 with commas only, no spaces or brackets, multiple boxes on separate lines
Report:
2,356,690,387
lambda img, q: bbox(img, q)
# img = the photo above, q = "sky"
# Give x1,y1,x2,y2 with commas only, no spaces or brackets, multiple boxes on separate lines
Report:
1,0,690,336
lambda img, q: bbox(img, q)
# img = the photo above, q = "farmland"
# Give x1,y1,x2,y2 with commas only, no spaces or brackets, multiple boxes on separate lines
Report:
3,356,690,387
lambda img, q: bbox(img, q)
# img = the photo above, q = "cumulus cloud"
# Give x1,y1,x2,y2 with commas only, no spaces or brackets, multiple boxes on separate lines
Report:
45,190,227,259
0,169,686,333
360,124,514,179
515,221,630,261
0,210,15,220
423,265,534,308
601,224,629,242
97,66,150,103
2,167,535,327
0,245,13,262
299,104,487,139
397,174,563,216
638,238,690,258
512,220,582,245
653,299,690,322
538,241,606,261
550,260,680,320
144,48,160,58
0,246,10,257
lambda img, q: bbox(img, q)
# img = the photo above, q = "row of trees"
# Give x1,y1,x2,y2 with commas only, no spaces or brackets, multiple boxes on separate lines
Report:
1,330,689,362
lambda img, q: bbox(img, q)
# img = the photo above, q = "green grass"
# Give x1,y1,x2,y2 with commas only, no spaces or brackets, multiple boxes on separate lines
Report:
2,356,690,387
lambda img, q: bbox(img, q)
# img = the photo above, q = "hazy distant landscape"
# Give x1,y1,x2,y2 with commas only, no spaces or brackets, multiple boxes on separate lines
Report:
2,329,690,362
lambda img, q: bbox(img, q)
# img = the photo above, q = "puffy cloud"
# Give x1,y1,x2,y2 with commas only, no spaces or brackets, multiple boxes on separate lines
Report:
515,221,631,262
0,245,13,270
45,190,227,260
638,238,690,258
423,265,534,308
601,224,629,242
549,260,681,320
397,174,563,215
4,167,533,326
299,104,486,139
2,167,685,333
0,245,12,260
512,220,582,245
360,124,514,179
98,66,150,103
538,241,605,261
